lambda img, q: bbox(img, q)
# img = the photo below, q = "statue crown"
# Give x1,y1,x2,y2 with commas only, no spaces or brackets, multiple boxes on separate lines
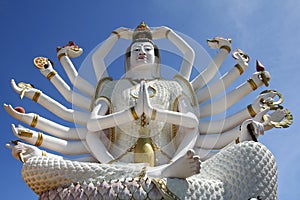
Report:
133,21,152,41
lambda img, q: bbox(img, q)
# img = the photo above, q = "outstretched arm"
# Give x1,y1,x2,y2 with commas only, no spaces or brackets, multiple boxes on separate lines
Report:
152,26,195,80
11,79,88,125
92,27,133,80
4,104,87,140
199,91,278,134
10,124,89,155
196,108,269,150
6,141,95,163
199,70,271,118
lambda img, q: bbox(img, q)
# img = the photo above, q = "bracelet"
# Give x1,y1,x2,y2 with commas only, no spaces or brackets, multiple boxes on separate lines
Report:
112,31,120,39
151,109,157,120
46,71,57,80
247,78,258,90
130,107,139,120
32,90,41,102
35,132,43,146
247,104,256,117
30,114,39,128
220,45,231,53
41,150,47,156
57,52,67,61
234,64,244,75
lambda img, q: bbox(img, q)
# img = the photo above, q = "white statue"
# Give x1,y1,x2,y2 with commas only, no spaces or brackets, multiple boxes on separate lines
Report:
5,22,292,199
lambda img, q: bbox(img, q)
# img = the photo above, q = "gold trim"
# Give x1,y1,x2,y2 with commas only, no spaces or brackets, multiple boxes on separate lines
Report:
112,31,120,39
30,114,39,128
130,107,139,120
90,77,113,111
234,64,244,75
35,132,43,146
220,45,231,53
137,167,147,178
151,141,172,160
247,78,258,90
152,178,180,200
57,52,67,61
151,109,157,120
46,71,57,80
247,104,256,117
19,131,33,138
171,95,182,141
235,137,240,144
41,150,47,156
263,109,293,128
173,74,197,106
100,96,115,145
32,90,41,102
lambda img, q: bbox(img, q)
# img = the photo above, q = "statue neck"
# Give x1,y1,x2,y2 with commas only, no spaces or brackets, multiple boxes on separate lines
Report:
125,64,159,80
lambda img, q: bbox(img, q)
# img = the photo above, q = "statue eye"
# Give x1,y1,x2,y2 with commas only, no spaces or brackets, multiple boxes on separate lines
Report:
134,48,140,52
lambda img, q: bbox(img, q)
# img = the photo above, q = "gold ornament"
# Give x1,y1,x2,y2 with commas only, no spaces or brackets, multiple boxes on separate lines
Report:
17,82,34,99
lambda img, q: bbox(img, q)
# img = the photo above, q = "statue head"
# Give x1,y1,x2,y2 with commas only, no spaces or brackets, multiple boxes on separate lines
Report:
125,22,160,77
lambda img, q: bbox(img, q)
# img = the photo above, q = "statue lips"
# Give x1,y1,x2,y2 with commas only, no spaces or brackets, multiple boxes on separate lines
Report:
138,55,147,60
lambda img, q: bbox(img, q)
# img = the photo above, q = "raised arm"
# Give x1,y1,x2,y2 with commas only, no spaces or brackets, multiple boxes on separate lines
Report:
196,48,249,104
191,37,232,91
33,57,91,111
57,41,95,98
92,27,133,80
152,26,195,80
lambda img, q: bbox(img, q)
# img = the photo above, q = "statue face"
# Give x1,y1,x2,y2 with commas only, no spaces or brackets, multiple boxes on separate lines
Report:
129,41,156,69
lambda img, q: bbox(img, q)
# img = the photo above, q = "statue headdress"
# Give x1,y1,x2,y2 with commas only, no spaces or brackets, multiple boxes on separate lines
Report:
132,21,153,42
125,21,160,75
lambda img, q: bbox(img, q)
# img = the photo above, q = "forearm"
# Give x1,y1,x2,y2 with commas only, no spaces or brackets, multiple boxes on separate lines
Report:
196,127,240,149
167,30,195,79
59,55,94,97
87,107,136,132
199,72,267,118
20,87,88,125
192,48,229,91
39,68,91,111
197,63,246,104
199,108,252,134
154,108,198,129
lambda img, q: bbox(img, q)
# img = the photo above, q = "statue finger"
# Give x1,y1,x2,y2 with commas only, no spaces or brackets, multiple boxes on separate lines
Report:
254,107,270,122
4,104,26,121
11,79,22,93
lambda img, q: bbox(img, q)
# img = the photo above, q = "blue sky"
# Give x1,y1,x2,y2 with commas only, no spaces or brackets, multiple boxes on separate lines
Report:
0,0,299,199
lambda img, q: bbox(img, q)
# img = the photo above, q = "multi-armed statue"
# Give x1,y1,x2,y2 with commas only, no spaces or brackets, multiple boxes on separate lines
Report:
5,22,292,199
